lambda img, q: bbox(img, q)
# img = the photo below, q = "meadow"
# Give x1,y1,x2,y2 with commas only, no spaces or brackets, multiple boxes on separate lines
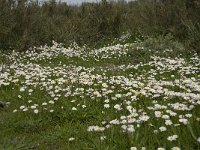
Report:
0,34,200,150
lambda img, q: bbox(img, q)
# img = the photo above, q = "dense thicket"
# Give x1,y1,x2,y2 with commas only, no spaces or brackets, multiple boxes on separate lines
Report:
0,0,200,52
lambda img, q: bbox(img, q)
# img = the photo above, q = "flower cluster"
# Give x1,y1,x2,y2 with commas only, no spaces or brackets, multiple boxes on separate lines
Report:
0,41,199,149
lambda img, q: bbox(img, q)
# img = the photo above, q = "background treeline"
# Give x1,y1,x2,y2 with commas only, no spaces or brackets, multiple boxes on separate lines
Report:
0,0,200,52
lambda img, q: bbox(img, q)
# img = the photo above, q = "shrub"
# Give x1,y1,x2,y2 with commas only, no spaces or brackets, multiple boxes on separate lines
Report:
0,0,199,53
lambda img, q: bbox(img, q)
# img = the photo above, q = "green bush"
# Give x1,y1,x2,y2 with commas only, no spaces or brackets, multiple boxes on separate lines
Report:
0,0,199,53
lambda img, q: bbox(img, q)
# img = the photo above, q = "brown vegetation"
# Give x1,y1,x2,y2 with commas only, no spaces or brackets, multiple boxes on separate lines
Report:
0,0,200,52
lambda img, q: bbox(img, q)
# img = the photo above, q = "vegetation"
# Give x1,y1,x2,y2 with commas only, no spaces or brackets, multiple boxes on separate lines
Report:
0,35,200,149
0,0,200,149
0,0,200,53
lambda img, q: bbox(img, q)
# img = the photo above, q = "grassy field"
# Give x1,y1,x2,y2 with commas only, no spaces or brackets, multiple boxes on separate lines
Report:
0,37,200,150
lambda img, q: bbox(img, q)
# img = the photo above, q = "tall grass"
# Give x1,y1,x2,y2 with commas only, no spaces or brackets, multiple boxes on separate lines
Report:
0,0,200,52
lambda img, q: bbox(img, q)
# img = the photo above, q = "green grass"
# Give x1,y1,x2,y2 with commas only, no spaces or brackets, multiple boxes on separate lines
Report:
0,39,200,150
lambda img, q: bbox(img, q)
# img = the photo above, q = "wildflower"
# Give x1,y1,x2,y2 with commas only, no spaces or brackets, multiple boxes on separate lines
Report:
158,148,165,150
49,109,54,112
71,100,76,103
100,136,106,140
20,87,25,92
72,107,77,111
102,83,108,88
167,135,178,141
19,105,25,110
42,102,47,106
23,108,28,111
68,137,75,141
159,126,167,132
13,109,17,113
185,114,192,118
139,115,150,122
197,137,200,143
34,109,39,114
171,147,181,150
127,125,135,133
31,105,36,109
87,126,105,132
82,105,86,108
155,111,162,118
28,89,33,93
104,99,109,103
115,94,122,98
114,104,121,111
130,147,137,150
162,115,170,119
179,118,188,125
104,104,110,108
165,120,173,126
197,118,200,122
49,100,54,104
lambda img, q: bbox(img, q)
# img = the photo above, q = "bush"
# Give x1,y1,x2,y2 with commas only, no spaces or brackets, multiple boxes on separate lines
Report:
0,0,199,53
